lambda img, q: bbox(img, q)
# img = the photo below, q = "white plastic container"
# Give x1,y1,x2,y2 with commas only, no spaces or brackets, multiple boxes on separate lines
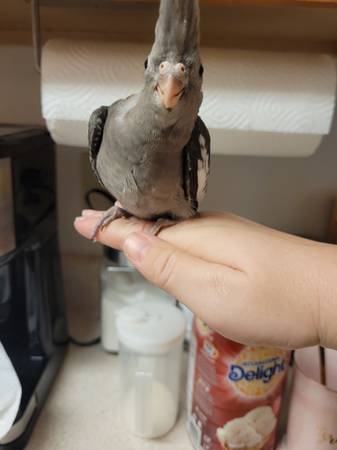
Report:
116,301,186,438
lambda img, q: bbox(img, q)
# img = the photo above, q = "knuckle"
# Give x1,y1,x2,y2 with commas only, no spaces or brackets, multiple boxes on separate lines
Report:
152,249,177,291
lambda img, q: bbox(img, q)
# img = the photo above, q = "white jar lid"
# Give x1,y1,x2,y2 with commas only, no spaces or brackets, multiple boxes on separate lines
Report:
116,301,186,355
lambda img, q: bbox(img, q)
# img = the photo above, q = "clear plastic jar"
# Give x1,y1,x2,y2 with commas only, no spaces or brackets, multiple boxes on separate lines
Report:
116,302,186,438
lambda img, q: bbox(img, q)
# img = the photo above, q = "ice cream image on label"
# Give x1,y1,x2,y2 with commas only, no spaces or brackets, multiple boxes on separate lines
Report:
216,407,277,450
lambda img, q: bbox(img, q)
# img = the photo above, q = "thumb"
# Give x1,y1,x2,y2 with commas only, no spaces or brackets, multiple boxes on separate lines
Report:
122,232,242,324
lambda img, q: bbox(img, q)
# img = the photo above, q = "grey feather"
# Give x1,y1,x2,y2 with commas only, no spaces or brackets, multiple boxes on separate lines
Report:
150,0,200,62
88,105,108,188
183,116,211,212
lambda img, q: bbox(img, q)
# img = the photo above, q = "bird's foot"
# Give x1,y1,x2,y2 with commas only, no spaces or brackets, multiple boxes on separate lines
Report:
90,203,130,241
148,218,177,236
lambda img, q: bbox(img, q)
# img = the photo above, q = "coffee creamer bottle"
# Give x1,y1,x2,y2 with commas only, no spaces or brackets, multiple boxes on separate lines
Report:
187,318,290,450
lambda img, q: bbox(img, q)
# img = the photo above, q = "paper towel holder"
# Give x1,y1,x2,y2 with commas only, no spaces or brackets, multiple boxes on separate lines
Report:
30,0,123,73
31,0,42,73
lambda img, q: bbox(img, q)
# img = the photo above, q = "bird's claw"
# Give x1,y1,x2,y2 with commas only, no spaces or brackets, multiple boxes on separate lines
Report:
90,204,130,241
148,218,177,236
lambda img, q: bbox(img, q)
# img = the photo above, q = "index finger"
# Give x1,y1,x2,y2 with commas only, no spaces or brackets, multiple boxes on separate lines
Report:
74,212,153,250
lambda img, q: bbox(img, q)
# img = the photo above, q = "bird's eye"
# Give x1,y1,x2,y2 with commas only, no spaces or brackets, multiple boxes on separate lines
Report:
199,64,204,77
144,58,148,70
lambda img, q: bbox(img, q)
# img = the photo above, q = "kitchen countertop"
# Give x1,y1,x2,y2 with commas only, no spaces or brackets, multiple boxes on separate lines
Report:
25,254,194,450
26,345,193,450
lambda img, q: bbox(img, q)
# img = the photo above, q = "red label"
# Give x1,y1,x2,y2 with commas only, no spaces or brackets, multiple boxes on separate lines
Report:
187,319,290,450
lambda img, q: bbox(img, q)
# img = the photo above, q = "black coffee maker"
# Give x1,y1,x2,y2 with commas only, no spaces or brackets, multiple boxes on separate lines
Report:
0,127,68,450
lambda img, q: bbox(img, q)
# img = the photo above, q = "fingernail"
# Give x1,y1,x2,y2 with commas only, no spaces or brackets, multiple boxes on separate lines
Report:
81,209,98,217
75,216,85,222
124,233,151,262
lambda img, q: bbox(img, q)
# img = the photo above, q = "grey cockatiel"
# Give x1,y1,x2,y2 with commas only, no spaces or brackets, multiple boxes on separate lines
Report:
88,0,210,238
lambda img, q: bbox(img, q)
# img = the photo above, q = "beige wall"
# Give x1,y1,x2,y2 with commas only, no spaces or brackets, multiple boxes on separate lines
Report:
1,44,337,256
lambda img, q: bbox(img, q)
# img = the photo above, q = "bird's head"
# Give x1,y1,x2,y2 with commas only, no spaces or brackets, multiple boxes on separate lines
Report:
144,0,203,119
144,54,203,114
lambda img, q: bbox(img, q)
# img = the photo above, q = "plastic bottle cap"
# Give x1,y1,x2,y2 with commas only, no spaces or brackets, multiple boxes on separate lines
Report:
116,301,186,355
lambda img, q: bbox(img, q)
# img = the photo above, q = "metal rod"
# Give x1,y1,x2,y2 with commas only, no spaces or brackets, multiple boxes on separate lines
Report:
38,0,137,4
31,0,42,73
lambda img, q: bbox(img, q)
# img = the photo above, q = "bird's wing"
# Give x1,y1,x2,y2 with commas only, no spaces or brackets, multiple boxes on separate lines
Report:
88,105,109,187
183,116,211,212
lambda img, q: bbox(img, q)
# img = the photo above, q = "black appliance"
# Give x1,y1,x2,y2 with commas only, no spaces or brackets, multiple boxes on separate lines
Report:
0,127,68,450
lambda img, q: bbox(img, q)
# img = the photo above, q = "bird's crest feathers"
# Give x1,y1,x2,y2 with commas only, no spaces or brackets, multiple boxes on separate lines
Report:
150,0,200,62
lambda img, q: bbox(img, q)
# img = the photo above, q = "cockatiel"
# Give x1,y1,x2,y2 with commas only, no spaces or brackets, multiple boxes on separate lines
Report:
88,0,210,238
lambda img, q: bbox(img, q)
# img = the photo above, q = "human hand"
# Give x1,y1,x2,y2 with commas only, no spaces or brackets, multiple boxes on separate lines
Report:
74,211,337,350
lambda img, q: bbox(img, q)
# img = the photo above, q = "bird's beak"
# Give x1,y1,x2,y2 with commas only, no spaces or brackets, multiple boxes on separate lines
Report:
157,74,184,109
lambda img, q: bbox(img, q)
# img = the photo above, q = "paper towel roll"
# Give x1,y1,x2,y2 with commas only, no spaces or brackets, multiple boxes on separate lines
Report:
41,39,336,156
